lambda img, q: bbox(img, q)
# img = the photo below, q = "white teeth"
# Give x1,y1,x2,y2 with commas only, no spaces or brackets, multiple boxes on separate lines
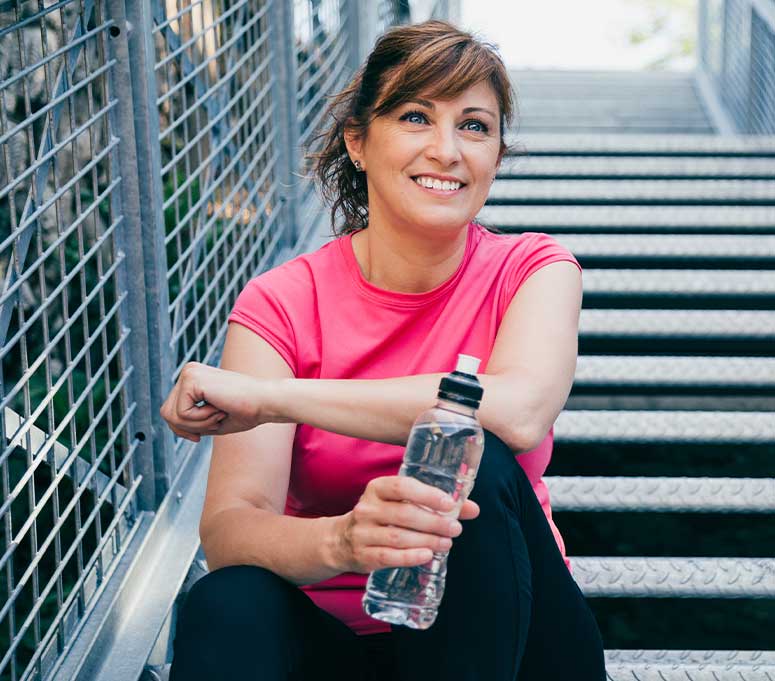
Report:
413,176,462,191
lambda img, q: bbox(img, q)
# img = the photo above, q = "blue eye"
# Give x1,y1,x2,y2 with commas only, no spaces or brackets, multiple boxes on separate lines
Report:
400,110,427,124
464,119,489,133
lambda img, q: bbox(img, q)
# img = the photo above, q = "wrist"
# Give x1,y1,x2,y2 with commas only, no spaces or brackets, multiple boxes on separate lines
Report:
261,377,294,424
319,514,351,573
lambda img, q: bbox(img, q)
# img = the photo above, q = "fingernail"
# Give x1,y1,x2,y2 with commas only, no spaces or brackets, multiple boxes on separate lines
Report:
439,537,453,550
449,521,462,536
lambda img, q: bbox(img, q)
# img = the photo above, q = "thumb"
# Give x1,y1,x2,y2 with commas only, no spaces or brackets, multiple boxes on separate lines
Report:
459,499,480,520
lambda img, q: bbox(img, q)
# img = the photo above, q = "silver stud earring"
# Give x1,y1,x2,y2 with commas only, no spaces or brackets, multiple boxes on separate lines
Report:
353,159,363,172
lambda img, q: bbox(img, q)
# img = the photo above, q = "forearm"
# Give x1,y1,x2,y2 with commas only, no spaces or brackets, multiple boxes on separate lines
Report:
201,504,346,585
267,372,540,452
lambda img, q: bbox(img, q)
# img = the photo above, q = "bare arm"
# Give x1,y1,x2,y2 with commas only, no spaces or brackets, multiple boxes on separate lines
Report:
195,326,478,584
262,260,582,452
198,326,342,584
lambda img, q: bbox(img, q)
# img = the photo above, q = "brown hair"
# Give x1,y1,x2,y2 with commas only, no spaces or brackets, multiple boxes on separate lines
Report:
306,20,517,236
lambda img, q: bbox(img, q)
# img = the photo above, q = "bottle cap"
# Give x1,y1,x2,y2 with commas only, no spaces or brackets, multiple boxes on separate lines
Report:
438,354,483,409
455,354,481,375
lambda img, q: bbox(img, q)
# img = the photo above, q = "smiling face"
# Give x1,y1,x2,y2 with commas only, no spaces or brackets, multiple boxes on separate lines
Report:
344,80,503,238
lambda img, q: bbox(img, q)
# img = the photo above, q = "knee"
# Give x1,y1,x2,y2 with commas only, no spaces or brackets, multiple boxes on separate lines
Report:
181,565,294,637
469,430,530,515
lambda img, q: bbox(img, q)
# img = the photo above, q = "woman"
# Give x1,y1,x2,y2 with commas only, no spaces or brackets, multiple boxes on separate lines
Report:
162,20,606,681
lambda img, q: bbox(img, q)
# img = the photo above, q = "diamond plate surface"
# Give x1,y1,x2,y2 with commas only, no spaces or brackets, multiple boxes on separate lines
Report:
555,410,775,443
505,132,775,154
583,269,775,294
605,650,775,680
478,204,775,230
546,476,775,512
557,234,775,258
573,557,775,597
489,179,775,202
498,155,775,177
579,309,775,338
574,355,775,386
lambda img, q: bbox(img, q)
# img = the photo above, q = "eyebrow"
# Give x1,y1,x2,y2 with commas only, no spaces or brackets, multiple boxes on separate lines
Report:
407,98,496,119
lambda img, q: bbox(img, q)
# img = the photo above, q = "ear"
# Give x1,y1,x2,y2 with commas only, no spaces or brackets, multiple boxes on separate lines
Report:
344,126,363,162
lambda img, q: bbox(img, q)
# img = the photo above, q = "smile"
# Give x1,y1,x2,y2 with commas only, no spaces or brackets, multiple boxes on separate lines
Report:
412,175,466,195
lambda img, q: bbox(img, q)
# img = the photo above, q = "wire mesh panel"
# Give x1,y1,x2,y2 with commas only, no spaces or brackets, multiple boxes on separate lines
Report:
702,0,725,78
721,0,751,128
151,0,286,460
0,2,140,679
700,0,775,133
750,6,775,133
376,0,410,35
294,0,356,242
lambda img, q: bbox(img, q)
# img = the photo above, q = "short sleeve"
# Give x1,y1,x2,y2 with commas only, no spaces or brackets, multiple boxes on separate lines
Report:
499,232,582,313
228,266,299,376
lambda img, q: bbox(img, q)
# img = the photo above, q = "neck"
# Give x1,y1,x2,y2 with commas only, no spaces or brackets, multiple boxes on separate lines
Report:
351,223,469,294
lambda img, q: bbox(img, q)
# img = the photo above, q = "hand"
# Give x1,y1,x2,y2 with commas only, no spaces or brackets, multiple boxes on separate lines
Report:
159,362,271,442
331,475,481,573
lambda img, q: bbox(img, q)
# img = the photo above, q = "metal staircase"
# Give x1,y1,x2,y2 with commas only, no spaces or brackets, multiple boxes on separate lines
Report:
475,69,775,679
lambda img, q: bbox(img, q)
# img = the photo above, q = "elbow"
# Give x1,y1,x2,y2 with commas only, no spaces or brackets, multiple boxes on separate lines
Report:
500,419,547,454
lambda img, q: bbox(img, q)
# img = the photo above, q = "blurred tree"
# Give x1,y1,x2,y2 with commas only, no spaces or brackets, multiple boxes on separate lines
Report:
625,0,697,69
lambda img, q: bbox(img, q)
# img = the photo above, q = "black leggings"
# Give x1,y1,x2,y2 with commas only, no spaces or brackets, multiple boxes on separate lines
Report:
170,431,605,680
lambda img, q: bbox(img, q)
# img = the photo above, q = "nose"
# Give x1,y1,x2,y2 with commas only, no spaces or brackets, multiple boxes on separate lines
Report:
425,123,462,167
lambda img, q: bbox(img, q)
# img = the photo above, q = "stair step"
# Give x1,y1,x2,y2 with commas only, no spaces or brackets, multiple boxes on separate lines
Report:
487,179,775,205
572,557,775,597
498,156,775,178
604,650,775,680
510,68,700,82
515,126,717,135
504,133,775,156
517,115,710,127
574,355,775,388
583,270,775,296
477,205,775,233
546,476,775,512
556,234,775,261
555,410,775,444
579,309,775,340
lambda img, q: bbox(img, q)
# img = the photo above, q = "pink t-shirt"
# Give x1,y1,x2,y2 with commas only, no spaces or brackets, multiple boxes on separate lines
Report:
228,222,581,635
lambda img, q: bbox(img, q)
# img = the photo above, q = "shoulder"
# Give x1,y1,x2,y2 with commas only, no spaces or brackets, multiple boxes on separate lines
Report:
472,224,580,272
240,236,343,299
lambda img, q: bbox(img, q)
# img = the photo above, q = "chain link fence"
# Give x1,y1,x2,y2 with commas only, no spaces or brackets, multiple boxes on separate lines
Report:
699,0,775,133
0,1,453,678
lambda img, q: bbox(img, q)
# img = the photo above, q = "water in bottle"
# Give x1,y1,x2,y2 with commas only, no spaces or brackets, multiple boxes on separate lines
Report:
362,354,485,629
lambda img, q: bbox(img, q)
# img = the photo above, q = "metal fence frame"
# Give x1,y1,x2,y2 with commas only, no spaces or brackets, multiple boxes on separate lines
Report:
0,2,457,679
697,0,775,134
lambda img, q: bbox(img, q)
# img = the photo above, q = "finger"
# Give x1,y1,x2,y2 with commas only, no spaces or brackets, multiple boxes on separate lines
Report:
363,547,434,571
374,476,455,514
170,411,225,436
382,500,462,538
372,526,454,553
169,425,200,443
179,404,225,422
458,499,480,520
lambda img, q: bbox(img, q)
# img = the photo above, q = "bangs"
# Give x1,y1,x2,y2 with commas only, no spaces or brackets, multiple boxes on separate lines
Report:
371,34,513,127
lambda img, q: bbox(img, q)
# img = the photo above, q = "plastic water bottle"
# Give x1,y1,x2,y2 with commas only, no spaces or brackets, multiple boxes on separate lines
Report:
362,354,485,629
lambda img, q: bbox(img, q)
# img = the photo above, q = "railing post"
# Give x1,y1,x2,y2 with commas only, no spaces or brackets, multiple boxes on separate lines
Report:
105,0,157,511
122,0,176,506
357,1,380,65
269,0,301,251
347,0,363,72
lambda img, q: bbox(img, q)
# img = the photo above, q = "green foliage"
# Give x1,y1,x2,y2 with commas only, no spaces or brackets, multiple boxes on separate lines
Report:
625,0,697,69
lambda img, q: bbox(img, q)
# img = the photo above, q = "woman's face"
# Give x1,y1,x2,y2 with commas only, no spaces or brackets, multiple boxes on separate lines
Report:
346,80,502,237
